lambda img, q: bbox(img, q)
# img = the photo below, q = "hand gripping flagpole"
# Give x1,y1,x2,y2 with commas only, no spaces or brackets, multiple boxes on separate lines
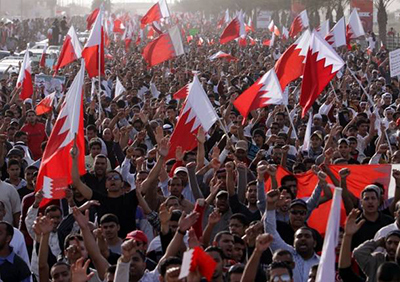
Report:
349,68,393,156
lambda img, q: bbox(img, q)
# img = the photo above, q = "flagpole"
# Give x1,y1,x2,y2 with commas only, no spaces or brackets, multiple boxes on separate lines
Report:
329,81,339,101
98,6,103,125
349,69,393,156
285,105,298,139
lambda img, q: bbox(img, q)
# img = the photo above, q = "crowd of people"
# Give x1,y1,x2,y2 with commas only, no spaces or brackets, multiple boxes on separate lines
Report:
0,7,399,282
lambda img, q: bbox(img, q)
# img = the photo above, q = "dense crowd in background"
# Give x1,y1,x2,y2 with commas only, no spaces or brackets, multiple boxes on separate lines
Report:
0,9,399,282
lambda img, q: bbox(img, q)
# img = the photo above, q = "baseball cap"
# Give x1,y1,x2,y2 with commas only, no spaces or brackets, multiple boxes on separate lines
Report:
313,114,322,120
386,230,400,240
289,199,307,210
338,138,349,145
7,148,24,158
235,140,248,152
163,124,173,132
361,184,381,199
174,166,188,175
125,230,148,244
311,131,323,141
216,190,229,198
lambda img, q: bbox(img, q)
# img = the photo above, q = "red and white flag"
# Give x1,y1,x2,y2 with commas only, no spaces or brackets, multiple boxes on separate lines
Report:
217,9,230,28
263,32,275,47
274,29,311,90
179,247,217,282
173,84,189,100
113,18,124,34
273,25,281,37
82,7,105,78
315,187,342,282
245,17,255,32
140,0,170,28
86,8,99,30
167,75,219,160
233,68,284,122
136,29,144,45
35,92,56,116
54,26,82,73
346,9,365,50
209,51,238,62
249,36,256,46
122,22,134,51
220,11,245,44
282,26,289,40
142,26,184,68
289,10,309,38
268,20,275,32
39,45,47,68
197,37,204,46
17,49,33,100
325,17,346,48
35,62,86,207
317,20,330,38
300,31,344,117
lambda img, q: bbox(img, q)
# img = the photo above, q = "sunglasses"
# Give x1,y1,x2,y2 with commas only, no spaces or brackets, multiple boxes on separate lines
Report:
107,175,121,181
271,274,291,282
290,210,306,216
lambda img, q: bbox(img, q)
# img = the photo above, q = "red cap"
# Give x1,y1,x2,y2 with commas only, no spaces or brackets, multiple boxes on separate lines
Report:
125,230,148,244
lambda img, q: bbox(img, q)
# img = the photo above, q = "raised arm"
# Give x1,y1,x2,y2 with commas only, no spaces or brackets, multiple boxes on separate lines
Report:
71,137,93,199
73,208,109,280
241,234,273,282
339,168,358,215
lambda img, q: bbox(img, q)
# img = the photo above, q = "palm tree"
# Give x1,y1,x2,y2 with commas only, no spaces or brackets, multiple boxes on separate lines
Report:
375,0,394,46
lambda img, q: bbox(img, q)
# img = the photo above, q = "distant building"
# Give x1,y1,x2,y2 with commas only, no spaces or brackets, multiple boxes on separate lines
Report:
0,0,56,19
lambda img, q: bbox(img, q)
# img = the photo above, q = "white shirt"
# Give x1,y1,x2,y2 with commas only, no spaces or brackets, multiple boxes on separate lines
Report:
10,227,30,267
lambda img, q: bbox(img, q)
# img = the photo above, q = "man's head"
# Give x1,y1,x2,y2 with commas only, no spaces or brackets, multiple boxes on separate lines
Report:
100,214,120,241
289,199,308,230
245,180,257,205
7,159,21,180
307,264,318,282
105,170,124,194
126,230,148,253
377,262,400,282
360,185,380,215
227,264,244,282
215,190,230,213
229,213,248,237
310,131,323,149
159,257,182,282
385,231,400,260
173,167,188,187
26,110,37,124
93,154,108,176
232,235,246,263
0,221,13,250
45,205,62,232
293,227,316,259
86,125,97,141
25,165,38,185
64,234,88,263
205,246,224,281
281,175,298,197
89,139,102,158
168,177,184,198
105,265,116,282
338,138,350,158
165,196,182,211
268,261,293,282
129,251,147,280
14,131,28,144
235,140,248,161
214,231,234,259
272,249,295,269
50,262,71,282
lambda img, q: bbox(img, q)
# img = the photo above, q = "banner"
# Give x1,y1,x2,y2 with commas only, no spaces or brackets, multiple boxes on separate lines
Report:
389,48,400,77
265,164,397,235
35,75,66,97
351,0,373,33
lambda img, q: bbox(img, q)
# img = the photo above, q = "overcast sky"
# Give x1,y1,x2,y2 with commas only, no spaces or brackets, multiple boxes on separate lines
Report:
76,0,400,11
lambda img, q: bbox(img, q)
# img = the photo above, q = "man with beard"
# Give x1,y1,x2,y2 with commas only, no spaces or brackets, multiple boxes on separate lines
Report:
264,190,320,282
353,230,400,282
213,231,234,262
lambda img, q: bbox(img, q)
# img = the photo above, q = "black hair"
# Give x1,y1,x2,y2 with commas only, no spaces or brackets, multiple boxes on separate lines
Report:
205,246,224,260
0,221,13,238
230,213,249,227
159,256,182,277
100,213,119,225
281,175,297,186
45,205,62,215
377,262,400,282
227,264,245,281
215,231,233,244
106,265,117,274
268,261,293,279
7,159,20,168
64,234,83,250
